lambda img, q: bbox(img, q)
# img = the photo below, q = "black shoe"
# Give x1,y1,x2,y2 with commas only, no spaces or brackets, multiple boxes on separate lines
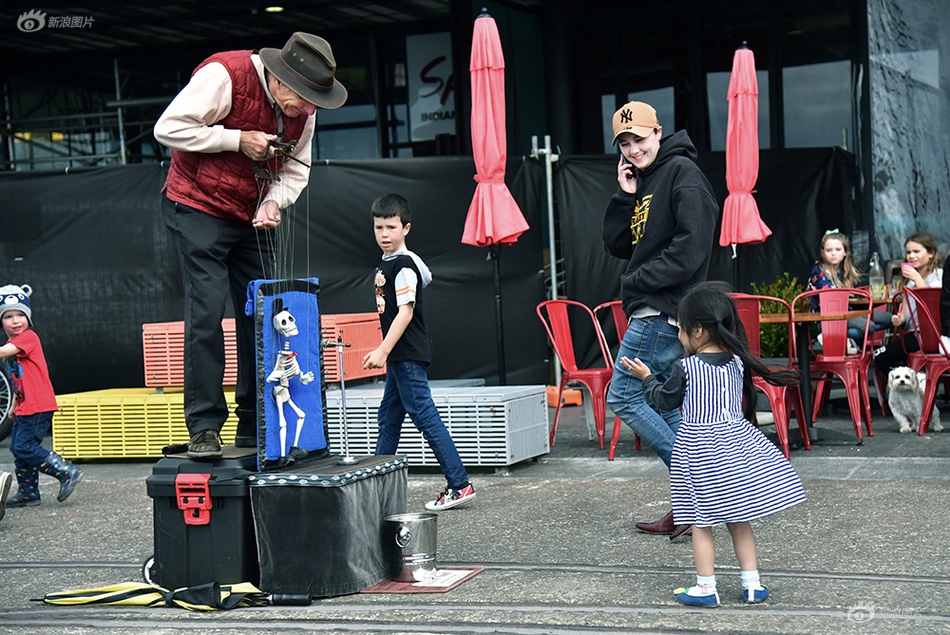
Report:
289,446,309,461
187,430,223,458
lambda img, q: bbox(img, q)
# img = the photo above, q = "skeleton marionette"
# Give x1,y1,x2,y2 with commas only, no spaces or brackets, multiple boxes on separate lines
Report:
266,299,314,459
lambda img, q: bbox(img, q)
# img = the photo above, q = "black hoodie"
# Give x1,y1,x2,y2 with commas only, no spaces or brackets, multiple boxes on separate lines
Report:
602,130,719,319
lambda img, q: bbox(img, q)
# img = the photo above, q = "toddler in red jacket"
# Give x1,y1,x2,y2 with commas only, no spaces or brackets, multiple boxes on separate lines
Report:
1,284,83,508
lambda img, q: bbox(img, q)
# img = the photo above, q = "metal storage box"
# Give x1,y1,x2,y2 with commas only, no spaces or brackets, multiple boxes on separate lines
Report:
325,385,549,467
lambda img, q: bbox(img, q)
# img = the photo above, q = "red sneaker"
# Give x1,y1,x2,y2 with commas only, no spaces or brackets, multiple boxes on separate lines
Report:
424,483,476,511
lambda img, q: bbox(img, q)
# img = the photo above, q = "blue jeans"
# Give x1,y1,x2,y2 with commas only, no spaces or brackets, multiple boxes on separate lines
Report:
606,315,683,468
10,411,54,470
374,360,469,489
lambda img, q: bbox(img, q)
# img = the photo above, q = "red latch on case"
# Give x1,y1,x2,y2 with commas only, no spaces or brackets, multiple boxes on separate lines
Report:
175,473,212,526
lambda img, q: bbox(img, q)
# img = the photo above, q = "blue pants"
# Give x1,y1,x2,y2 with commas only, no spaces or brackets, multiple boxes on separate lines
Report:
606,315,684,468
10,411,54,471
374,360,469,489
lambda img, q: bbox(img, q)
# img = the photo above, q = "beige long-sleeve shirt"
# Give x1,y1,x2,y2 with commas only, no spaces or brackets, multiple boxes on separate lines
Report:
153,53,314,210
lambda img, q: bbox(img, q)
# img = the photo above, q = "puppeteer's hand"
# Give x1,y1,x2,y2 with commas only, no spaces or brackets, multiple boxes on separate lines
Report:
239,130,278,161
620,356,651,379
253,200,281,229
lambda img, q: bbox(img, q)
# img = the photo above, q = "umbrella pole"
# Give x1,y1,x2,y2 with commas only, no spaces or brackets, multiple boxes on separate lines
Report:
531,134,561,388
490,244,507,385
733,244,740,291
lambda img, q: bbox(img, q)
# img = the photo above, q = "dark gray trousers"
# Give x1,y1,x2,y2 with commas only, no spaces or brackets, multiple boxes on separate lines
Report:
162,196,274,435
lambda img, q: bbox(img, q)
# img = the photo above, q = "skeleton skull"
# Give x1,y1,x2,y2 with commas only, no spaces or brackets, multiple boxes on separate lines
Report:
273,308,299,336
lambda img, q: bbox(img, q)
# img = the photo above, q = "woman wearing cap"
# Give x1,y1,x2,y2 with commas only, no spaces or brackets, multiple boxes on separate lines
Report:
154,32,347,458
602,101,720,541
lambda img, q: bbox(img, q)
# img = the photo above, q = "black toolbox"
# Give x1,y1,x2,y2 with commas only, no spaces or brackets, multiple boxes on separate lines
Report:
145,452,259,589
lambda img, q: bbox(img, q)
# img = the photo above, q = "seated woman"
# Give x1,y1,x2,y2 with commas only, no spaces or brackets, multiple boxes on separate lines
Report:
806,230,890,341
873,231,944,372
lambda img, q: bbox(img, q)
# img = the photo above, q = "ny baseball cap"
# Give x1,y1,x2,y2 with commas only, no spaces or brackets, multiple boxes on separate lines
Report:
611,101,659,145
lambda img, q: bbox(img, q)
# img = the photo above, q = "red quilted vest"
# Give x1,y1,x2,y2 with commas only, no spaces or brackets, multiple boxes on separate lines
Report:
162,50,308,223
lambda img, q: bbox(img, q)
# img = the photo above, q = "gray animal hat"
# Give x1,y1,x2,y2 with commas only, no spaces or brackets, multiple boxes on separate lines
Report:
0,284,32,324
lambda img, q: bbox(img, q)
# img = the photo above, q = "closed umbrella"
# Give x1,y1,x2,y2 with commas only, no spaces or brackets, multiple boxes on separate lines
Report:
40,581,268,610
719,43,771,271
461,8,529,385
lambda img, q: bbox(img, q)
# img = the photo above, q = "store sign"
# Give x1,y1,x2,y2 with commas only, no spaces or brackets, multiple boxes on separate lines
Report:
406,32,455,142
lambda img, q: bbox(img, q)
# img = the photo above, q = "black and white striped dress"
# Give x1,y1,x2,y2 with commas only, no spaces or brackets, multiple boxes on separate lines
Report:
669,354,806,527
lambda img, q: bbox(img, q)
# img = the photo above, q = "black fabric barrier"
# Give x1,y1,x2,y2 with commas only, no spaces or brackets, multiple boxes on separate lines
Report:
0,149,856,393
0,159,549,393
0,165,174,395
299,157,548,388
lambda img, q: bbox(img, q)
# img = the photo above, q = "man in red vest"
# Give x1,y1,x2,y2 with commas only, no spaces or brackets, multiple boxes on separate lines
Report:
154,32,347,458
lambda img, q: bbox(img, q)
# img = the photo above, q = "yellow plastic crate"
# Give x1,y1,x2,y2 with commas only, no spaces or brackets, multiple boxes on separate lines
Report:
53,388,238,459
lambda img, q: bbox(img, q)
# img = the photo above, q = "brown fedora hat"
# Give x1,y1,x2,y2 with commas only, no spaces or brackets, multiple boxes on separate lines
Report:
260,32,347,109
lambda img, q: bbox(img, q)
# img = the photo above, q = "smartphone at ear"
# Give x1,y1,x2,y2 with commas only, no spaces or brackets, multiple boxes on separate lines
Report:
620,152,637,180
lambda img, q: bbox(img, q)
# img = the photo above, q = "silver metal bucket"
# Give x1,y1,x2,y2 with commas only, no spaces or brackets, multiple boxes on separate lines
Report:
384,512,438,582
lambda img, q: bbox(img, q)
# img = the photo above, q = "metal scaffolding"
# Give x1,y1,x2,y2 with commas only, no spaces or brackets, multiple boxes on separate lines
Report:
1,60,171,171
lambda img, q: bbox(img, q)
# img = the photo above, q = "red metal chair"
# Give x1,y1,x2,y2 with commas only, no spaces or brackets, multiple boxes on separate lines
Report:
869,325,890,417
901,287,950,435
593,300,641,460
729,293,809,459
537,300,614,449
791,287,874,440
858,285,895,417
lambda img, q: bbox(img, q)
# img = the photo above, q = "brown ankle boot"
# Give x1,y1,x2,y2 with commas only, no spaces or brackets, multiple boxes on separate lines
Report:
670,523,693,541
635,510,674,535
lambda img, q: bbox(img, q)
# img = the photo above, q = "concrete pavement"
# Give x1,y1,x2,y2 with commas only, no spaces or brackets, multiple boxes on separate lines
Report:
0,393,948,634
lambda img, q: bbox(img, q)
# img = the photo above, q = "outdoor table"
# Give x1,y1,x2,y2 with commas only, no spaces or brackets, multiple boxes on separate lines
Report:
760,310,869,446
849,296,898,309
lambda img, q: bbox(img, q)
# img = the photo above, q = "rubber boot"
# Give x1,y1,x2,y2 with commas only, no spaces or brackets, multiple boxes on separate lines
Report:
38,452,84,502
7,465,41,507
234,407,258,448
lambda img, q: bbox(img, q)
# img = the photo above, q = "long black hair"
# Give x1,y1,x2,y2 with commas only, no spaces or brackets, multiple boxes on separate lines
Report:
676,282,800,421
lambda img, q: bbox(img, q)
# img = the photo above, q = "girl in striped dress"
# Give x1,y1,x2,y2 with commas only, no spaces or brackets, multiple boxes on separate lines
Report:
621,283,805,607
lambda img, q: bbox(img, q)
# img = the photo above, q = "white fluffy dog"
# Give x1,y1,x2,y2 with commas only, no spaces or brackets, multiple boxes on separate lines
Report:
887,367,944,434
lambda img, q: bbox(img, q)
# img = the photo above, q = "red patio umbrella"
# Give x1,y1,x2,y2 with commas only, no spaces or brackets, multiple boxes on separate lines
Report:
461,9,529,385
719,43,771,262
